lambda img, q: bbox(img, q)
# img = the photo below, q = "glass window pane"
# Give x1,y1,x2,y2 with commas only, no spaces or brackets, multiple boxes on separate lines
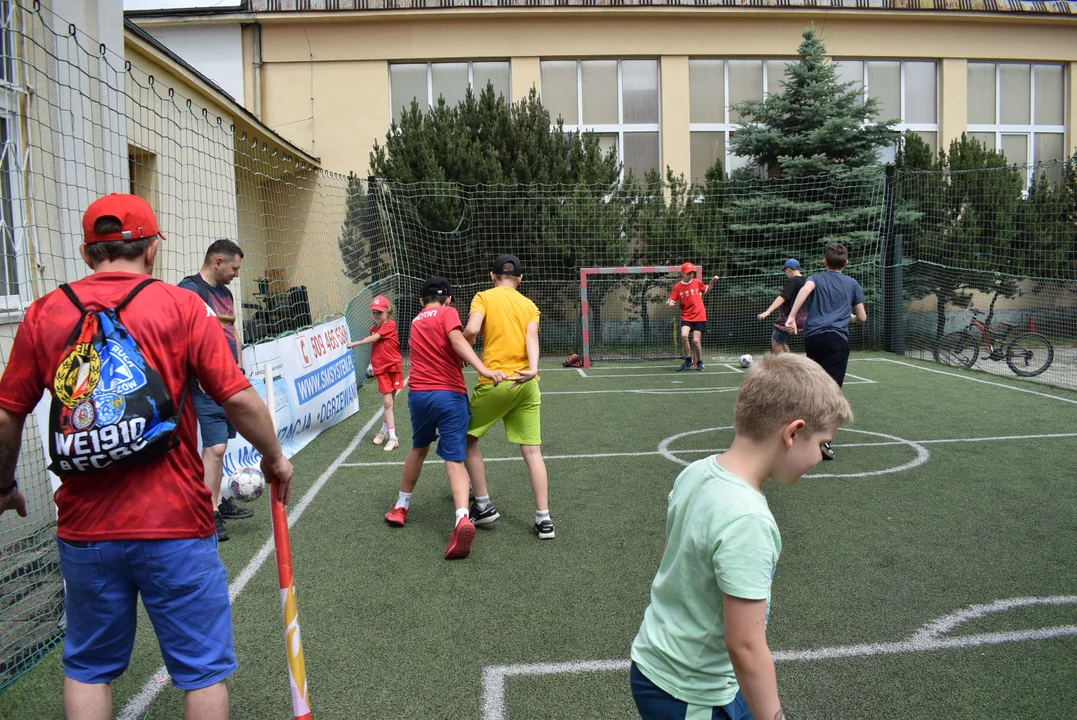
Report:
689,60,724,124
431,62,469,108
904,61,937,124
1034,133,1065,185
878,143,897,165
1000,133,1028,165
967,63,996,125
969,132,996,152
690,132,725,182
540,61,579,125
1033,65,1064,126
597,132,618,159
867,61,901,121
727,130,754,174
582,60,618,125
727,60,763,123
1000,64,1031,125
622,60,659,124
624,132,660,181
0,118,16,294
473,61,510,100
912,130,937,158
390,63,428,124
833,59,864,106
766,59,789,98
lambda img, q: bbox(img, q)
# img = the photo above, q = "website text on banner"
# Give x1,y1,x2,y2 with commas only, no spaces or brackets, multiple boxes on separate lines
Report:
222,318,359,478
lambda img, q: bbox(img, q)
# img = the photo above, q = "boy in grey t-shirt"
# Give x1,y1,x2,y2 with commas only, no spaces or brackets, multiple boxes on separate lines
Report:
785,243,866,459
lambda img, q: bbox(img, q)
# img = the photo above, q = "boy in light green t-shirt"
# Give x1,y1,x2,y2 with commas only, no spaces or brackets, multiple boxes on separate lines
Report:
631,353,853,720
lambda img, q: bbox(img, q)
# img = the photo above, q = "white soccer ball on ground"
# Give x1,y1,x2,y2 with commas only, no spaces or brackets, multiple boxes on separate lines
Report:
366,363,375,378
228,467,266,503
739,354,753,368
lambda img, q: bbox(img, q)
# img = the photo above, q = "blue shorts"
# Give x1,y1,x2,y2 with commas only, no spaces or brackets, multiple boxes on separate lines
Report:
772,327,791,344
57,536,236,690
408,390,470,462
193,390,236,447
630,663,753,720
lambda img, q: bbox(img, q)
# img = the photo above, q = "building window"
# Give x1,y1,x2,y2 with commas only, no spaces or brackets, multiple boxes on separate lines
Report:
540,59,660,182
0,0,26,308
128,147,158,209
967,62,1067,187
688,59,938,181
389,61,510,125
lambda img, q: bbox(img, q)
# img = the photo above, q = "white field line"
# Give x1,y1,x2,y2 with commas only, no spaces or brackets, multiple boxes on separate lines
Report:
576,368,587,377
844,372,877,384
542,378,874,396
575,371,744,379
117,400,391,720
480,595,1077,720
339,431,1076,469
853,358,1077,405
723,363,745,374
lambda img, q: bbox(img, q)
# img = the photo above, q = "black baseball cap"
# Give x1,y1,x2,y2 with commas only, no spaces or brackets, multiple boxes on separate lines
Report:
492,254,523,276
421,276,452,299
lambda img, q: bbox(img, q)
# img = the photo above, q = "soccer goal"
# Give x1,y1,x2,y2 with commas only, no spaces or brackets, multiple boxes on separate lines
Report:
580,266,704,369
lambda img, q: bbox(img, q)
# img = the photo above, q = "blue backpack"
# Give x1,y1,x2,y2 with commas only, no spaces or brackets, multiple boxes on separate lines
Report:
49,278,189,476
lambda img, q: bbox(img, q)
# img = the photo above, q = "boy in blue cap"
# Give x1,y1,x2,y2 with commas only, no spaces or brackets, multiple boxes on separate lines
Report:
757,259,806,355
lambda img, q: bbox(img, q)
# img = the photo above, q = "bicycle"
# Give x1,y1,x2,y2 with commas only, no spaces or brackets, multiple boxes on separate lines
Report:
937,291,1054,377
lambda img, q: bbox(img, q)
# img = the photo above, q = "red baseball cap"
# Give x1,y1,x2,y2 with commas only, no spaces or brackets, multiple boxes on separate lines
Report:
370,295,390,312
680,262,696,274
82,193,164,244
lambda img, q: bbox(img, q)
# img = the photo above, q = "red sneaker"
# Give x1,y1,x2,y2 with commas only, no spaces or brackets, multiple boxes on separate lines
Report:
384,506,408,526
444,517,476,560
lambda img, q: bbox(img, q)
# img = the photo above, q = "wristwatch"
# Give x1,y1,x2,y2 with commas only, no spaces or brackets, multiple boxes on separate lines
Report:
0,480,17,496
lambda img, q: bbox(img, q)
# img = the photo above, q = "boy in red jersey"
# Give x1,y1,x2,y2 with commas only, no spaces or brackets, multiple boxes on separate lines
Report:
666,262,720,372
383,277,505,560
348,295,403,451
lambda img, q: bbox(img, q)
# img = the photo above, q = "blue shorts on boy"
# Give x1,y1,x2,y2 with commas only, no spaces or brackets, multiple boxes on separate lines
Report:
631,663,753,720
632,456,781,708
408,390,470,461
58,535,236,690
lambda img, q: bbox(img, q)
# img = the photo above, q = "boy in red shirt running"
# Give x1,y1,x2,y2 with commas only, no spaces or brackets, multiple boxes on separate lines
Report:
666,262,720,372
347,295,403,451
383,278,504,560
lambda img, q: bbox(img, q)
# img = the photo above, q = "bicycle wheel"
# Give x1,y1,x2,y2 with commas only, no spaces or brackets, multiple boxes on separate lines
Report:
938,331,979,368
1005,332,1053,377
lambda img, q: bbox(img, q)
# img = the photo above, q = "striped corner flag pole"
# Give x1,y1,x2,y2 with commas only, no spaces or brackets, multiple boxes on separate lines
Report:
263,363,313,720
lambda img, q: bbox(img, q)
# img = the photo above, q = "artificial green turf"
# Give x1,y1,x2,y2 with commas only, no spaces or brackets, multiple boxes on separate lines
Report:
3,354,1076,719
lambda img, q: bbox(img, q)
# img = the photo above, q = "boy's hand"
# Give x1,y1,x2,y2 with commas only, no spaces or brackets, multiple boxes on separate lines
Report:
757,311,769,320
712,275,720,283
346,341,358,349
665,299,676,307
785,316,798,334
509,369,538,385
482,369,507,385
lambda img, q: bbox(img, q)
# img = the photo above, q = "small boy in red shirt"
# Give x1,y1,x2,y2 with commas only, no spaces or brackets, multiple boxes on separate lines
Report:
666,262,720,372
348,295,403,451
383,277,505,560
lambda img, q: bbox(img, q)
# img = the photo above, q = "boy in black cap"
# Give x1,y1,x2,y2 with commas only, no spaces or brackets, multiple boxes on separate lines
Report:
463,255,555,539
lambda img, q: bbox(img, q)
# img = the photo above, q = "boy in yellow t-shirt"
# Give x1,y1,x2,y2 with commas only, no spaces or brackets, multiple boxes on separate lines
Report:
462,254,554,539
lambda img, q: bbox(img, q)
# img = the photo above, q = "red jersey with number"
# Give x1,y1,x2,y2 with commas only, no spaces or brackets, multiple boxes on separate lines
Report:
407,306,467,394
0,272,250,541
369,320,402,375
669,279,708,322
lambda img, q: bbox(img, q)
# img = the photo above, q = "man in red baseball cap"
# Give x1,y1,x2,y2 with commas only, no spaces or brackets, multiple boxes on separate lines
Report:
0,193,293,719
666,262,720,372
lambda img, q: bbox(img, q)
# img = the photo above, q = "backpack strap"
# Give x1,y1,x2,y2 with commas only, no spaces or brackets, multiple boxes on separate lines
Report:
183,273,213,305
115,278,159,312
58,284,86,313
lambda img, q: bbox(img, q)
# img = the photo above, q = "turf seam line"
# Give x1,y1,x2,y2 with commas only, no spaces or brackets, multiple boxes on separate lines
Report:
116,397,391,720
854,358,1077,404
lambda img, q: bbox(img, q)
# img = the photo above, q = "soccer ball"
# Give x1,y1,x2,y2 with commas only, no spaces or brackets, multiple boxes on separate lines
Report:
739,354,753,368
228,467,266,503
365,363,375,378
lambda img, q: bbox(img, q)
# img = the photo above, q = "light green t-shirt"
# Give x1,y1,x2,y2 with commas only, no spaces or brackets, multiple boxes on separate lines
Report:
631,456,782,708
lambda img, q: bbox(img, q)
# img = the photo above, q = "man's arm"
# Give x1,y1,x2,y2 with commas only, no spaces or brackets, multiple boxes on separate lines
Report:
0,408,27,517
724,594,784,720
448,329,504,384
463,311,484,344
785,280,816,332
220,387,294,504
851,303,867,323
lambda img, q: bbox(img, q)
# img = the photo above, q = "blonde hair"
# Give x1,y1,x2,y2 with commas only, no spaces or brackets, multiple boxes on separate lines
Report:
377,301,395,319
734,354,853,441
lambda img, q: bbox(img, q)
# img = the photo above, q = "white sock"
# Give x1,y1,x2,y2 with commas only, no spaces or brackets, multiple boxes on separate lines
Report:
396,491,412,509
536,509,551,523
388,427,397,439
475,495,491,508
455,508,469,525
380,422,388,434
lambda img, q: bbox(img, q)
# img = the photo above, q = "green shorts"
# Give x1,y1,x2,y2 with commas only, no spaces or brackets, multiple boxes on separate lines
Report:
468,380,541,446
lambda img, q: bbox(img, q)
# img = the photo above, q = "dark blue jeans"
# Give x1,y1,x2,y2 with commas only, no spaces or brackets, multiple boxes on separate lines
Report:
631,662,753,720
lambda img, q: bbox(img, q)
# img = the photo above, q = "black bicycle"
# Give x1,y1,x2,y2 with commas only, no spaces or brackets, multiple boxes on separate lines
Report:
938,291,1054,377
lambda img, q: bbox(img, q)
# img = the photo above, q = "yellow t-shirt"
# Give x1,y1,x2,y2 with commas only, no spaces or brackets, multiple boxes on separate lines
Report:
470,285,540,384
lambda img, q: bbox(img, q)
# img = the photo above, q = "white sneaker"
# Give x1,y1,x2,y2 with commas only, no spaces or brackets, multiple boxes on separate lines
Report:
384,437,399,452
372,431,386,446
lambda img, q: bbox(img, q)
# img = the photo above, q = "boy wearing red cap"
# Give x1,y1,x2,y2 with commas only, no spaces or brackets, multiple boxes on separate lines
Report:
666,263,720,372
348,296,403,452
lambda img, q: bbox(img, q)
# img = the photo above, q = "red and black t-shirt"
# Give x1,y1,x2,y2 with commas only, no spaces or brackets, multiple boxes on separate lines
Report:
0,272,250,541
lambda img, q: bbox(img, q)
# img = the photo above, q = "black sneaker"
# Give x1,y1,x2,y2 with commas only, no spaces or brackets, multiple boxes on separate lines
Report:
219,497,253,520
535,517,555,540
821,442,835,461
214,511,229,541
676,358,693,373
696,362,705,372
469,501,501,526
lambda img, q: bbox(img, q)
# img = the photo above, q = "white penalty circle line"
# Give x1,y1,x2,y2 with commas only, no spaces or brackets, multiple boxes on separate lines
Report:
117,391,395,720
480,595,1077,720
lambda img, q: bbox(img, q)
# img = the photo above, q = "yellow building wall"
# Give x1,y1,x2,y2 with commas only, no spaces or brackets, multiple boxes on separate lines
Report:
256,12,1077,178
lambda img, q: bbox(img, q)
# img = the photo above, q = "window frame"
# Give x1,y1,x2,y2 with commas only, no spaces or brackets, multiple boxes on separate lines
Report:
541,59,662,183
388,60,512,124
0,0,30,312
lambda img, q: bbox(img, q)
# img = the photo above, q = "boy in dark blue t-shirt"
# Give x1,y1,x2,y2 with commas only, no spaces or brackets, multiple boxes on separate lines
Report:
785,242,866,460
